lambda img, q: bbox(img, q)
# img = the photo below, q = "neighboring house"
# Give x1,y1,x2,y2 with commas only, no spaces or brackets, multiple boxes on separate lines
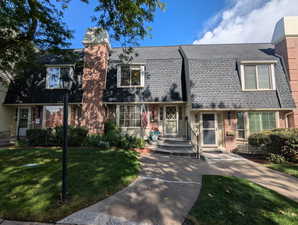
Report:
0,80,14,138
2,16,298,151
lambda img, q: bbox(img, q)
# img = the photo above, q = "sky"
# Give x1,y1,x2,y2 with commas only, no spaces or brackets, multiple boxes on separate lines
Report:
61,0,298,48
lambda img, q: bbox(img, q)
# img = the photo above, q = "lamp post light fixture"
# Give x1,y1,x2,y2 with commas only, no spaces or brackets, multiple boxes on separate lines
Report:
60,67,73,202
46,65,73,202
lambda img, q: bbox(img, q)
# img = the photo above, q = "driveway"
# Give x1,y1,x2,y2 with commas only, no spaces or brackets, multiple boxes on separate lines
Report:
59,152,298,225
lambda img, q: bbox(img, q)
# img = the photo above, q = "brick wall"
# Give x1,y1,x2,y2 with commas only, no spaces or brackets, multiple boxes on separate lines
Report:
223,111,237,151
81,44,109,133
275,37,298,127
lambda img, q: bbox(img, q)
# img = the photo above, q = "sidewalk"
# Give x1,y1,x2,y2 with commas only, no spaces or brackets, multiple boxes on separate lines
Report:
201,151,298,202
59,155,203,225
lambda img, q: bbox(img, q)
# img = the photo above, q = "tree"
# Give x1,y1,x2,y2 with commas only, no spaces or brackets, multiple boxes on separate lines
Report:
0,0,164,83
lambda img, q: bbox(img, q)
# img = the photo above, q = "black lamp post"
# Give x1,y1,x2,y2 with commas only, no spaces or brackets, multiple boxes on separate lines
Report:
60,69,73,202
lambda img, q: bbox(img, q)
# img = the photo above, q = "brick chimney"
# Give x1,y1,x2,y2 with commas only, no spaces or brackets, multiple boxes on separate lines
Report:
273,16,298,127
81,28,110,133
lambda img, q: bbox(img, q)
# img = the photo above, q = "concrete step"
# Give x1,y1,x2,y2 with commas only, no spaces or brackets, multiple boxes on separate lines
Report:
151,147,197,157
160,139,191,145
158,136,190,144
157,142,193,150
0,140,13,147
158,136,185,141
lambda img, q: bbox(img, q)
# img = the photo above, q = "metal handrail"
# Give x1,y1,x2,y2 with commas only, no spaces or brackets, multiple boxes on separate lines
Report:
186,120,201,159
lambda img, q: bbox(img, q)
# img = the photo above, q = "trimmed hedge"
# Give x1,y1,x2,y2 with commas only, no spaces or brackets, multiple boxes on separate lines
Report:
26,126,88,147
248,128,298,162
26,121,145,149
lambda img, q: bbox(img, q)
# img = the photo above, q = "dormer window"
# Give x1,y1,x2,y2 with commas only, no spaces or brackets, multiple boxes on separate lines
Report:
117,64,145,88
241,62,276,90
46,66,73,89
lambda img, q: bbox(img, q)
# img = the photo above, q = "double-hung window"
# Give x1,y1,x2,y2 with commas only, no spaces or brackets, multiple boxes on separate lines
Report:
117,64,145,87
119,105,141,127
46,67,73,89
242,64,275,90
236,112,245,139
248,112,276,133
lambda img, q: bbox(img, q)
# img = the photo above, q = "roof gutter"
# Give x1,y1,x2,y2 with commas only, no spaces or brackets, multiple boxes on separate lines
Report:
190,108,294,111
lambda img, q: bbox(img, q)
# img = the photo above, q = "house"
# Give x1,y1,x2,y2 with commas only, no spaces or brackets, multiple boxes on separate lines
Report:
0,80,13,138
1,16,298,152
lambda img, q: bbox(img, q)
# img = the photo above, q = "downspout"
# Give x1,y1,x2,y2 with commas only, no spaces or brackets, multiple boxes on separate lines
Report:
284,111,294,128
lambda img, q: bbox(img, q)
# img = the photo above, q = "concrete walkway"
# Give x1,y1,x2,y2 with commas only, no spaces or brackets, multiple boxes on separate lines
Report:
59,152,298,225
59,155,202,225
201,151,298,202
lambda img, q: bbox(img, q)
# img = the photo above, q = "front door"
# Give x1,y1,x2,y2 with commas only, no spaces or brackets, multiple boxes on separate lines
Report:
201,113,217,146
165,106,178,135
18,108,30,136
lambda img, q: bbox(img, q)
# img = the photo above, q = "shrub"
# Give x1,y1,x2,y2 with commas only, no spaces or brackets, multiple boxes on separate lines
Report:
84,134,110,149
26,128,54,146
248,128,298,162
248,131,271,147
26,126,87,147
267,153,286,164
69,126,88,146
104,120,121,146
15,139,28,147
117,134,145,149
54,126,88,146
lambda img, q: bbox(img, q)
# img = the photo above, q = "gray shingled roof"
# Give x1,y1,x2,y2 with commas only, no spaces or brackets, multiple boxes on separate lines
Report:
110,46,181,61
104,46,185,102
181,43,275,60
4,49,83,104
180,43,295,109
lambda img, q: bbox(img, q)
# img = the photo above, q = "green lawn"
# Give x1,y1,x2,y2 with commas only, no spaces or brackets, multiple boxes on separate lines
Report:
0,147,140,222
185,175,298,225
266,163,298,178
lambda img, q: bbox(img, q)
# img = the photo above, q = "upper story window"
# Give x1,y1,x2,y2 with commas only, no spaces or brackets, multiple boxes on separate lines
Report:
241,63,276,90
117,64,145,88
46,66,73,89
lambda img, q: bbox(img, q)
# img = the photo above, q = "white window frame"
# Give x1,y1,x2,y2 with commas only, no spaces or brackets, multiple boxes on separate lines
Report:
16,107,32,136
116,104,142,128
164,105,179,136
200,112,218,147
46,66,74,89
240,63,276,91
42,105,71,128
236,112,246,140
245,111,279,136
117,64,145,88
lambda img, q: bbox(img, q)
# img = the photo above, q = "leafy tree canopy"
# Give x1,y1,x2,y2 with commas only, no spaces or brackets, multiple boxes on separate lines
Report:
0,0,164,83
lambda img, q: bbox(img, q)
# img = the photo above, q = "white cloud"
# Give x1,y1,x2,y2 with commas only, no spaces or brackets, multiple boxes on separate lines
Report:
194,0,298,44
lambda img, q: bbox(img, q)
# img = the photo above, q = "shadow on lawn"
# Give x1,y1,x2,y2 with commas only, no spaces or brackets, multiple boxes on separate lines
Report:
184,175,298,225
0,148,140,222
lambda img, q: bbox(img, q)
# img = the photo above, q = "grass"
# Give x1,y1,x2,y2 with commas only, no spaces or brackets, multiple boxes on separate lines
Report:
0,147,140,222
186,175,298,225
266,163,298,178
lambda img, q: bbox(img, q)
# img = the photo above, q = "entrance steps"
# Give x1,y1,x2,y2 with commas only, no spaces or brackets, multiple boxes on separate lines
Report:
0,137,15,147
148,136,196,156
